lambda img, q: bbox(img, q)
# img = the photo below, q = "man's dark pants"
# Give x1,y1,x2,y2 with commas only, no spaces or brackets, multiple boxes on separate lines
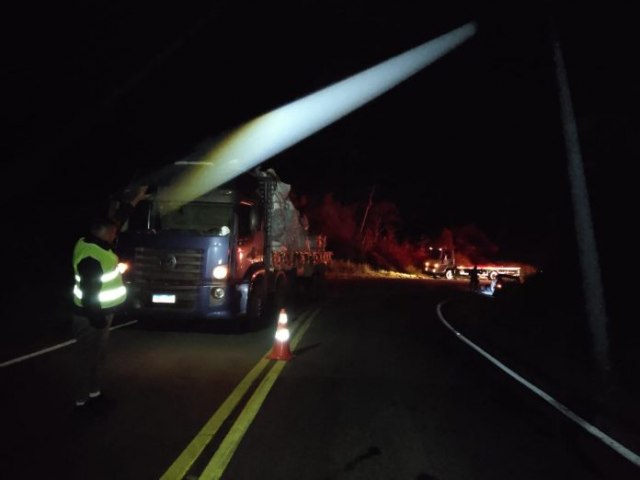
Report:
72,313,113,404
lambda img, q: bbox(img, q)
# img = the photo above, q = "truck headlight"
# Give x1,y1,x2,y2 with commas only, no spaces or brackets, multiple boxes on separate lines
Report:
213,265,228,279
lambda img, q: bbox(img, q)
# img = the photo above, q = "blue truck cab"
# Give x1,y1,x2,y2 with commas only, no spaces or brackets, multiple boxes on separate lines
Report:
115,161,331,324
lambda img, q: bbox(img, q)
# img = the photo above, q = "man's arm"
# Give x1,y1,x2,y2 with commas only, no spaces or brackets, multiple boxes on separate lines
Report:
111,185,150,229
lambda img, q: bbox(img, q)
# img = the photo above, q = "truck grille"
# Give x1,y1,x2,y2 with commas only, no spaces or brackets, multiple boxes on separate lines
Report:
132,247,204,286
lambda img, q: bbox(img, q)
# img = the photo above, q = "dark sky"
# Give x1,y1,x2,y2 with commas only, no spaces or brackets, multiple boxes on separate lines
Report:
4,1,636,271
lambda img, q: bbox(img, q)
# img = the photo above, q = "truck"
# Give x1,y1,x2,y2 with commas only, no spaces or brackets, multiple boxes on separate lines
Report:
114,160,332,327
424,246,520,280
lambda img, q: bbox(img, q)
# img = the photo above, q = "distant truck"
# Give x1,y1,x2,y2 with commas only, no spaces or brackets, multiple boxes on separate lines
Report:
424,246,520,280
114,161,332,326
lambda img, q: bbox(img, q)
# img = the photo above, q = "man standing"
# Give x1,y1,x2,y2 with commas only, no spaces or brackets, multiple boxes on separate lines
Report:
71,186,148,411
469,265,479,292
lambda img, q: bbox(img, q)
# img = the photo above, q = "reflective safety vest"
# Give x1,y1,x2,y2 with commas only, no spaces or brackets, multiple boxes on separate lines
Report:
72,238,126,309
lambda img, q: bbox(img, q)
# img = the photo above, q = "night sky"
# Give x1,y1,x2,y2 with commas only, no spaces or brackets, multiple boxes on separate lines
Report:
4,1,636,311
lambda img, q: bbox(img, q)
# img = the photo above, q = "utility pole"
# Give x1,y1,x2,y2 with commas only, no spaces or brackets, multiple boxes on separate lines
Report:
550,20,611,380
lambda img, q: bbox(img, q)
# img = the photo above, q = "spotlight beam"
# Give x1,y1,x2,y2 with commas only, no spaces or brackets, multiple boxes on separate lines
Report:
158,22,477,209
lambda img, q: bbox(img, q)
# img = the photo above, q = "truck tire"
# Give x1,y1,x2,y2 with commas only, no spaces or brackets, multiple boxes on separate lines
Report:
445,269,455,280
246,276,266,328
489,270,498,280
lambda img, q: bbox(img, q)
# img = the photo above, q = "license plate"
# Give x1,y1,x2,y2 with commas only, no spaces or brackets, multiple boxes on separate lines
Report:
152,294,176,304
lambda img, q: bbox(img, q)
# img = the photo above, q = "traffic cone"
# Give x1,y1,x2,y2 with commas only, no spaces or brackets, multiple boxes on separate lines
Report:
267,308,293,361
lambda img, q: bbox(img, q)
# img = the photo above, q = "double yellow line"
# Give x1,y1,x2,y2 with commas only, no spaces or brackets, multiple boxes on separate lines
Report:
161,308,320,480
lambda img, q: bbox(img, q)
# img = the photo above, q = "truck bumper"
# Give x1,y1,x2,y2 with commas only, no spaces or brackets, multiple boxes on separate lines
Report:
123,283,245,320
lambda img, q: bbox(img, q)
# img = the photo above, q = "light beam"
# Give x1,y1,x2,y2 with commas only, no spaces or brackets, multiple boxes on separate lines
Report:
158,22,477,209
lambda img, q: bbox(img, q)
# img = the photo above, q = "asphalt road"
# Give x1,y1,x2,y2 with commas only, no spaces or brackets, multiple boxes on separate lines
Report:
0,278,629,479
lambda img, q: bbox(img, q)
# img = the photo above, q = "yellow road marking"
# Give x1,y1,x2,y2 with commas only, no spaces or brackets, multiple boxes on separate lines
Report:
160,357,271,479
199,308,320,480
199,359,287,479
290,308,318,350
160,307,320,479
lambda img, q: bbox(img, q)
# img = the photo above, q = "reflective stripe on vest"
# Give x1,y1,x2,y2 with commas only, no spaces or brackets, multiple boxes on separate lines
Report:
72,238,126,309
73,284,126,303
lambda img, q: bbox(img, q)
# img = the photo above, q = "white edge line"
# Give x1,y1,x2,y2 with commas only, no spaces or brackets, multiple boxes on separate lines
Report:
0,319,138,369
436,299,640,468
0,339,77,368
110,319,138,331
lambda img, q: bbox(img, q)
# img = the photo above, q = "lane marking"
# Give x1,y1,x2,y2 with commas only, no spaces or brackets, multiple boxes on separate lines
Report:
199,308,320,480
0,340,77,368
289,308,319,351
436,300,640,468
160,307,320,479
0,319,138,368
199,357,287,479
110,319,138,331
160,357,272,480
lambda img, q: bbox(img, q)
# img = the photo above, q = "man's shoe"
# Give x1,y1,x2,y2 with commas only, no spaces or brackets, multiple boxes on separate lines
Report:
88,392,117,413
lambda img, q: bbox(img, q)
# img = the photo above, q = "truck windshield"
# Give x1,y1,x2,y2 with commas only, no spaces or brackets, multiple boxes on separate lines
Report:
428,250,443,261
155,202,233,235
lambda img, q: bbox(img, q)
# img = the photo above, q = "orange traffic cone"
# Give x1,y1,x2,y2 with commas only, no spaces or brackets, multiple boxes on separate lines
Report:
267,308,293,361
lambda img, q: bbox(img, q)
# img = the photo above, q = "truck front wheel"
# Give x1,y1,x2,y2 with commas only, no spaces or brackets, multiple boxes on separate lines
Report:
246,277,266,327
445,270,455,280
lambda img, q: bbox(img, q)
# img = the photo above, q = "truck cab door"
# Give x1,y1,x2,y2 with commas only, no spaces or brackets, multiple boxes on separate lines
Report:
236,202,263,280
